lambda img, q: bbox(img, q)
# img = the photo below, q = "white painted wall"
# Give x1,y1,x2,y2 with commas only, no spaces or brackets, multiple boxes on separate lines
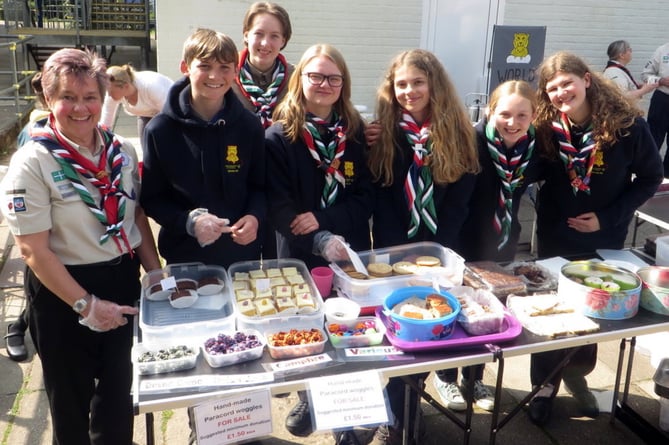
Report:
155,0,423,112
154,0,669,113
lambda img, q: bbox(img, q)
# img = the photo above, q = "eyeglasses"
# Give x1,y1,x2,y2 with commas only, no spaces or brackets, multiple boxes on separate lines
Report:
303,72,344,87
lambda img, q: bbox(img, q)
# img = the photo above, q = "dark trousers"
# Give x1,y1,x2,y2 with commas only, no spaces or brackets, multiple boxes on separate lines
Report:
435,364,485,383
386,374,427,430
26,254,140,445
647,90,669,175
530,344,598,392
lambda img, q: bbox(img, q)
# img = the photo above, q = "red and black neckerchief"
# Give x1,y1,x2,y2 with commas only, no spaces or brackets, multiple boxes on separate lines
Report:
605,60,640,89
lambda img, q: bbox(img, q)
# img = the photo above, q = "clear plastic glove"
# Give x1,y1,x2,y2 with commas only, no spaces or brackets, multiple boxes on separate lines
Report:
193,213,231,247
312,230,350,262
79,295,139,332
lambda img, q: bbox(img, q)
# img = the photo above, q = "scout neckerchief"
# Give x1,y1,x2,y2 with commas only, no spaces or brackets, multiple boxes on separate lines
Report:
398,110,437,238
236,48,288,128
552,112,597,195
485,120,535,250
605,60,640,89
302,112,347,209
31,115,134,255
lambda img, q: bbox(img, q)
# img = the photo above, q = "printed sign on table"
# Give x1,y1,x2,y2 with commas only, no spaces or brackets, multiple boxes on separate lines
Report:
309,370,389,431
193,389,272,445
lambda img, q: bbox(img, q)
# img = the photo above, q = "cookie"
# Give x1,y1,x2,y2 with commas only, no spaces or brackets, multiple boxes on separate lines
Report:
415,255,441,267
392,261,417,275
367,262,393,278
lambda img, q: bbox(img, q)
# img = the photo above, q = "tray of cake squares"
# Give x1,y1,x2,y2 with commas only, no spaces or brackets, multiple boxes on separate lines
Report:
227,259,325,333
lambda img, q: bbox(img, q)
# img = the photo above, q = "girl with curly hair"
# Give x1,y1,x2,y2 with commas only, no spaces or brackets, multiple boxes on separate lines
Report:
528,51,663,427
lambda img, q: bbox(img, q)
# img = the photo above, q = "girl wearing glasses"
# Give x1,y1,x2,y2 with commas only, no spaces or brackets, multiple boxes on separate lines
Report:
366,48,479,443
265,44,373,444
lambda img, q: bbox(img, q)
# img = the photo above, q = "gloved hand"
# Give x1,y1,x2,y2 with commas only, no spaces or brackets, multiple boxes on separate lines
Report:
312,230,350,262
79,295,139,332
193,213,231,247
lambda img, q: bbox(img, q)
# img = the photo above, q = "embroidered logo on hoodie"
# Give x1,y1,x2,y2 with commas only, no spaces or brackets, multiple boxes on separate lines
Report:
226,146,241,173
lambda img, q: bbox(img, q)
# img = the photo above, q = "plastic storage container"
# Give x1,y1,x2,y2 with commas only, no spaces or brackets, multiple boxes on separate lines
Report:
382,286,461,342
201,329,266,368
132,342,199,375
450,286,506,336
265,327,327,359
139,263,234,343
325,316,386,348
331,241,465,312
228,258,325,331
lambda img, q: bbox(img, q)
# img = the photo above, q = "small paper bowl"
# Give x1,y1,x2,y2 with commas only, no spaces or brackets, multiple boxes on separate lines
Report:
202,329,265,368
265,328,326,359
169,289,199,309
323,297,361,324
197,277,224,296
146,283,172,301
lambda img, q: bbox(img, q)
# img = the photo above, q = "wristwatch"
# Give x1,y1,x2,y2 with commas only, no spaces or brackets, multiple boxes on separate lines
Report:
73,293,92,314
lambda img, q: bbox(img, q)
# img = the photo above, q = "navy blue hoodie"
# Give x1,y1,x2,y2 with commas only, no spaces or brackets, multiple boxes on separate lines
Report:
140,77,265,268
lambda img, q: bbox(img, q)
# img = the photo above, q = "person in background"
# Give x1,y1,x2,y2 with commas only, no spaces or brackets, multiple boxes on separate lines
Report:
529,51,663,426
642,41,669,176
232,1,294,260
603,40,657,101
367,48,478,444
266,43,373,445
100,64,173,138
0,47,161,444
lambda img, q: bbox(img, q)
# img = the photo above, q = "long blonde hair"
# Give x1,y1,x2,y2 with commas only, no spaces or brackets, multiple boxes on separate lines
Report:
535,51,642,157
369,49,478,186
272,44,362,142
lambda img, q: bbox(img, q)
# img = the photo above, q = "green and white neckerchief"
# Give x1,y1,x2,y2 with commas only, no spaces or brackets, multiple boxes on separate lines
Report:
32,115,134,255
302,112,347,209
485,120,535,249
236,48,288,129
398,110,436,238
552,113,597,195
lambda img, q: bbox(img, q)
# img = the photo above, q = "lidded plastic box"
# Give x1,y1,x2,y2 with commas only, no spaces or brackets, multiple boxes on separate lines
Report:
139,263,234,343
227,258,325,331
330,241,465,311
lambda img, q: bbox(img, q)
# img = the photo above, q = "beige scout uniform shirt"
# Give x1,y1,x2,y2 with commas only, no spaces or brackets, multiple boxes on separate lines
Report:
0,129,143,265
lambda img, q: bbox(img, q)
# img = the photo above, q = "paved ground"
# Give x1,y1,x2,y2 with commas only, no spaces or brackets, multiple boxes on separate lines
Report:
2,46,669,445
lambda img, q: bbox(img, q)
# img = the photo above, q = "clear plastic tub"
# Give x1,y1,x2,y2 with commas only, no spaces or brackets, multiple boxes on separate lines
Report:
228,258,325,331
450,286,506,336
325,316,386,348
265,327,327,359
139,263,234,343
132,342,199,375
201,329,266,368
330,242,465,311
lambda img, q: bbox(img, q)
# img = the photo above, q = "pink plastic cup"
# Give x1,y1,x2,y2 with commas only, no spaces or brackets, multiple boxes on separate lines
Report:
311,266,334,298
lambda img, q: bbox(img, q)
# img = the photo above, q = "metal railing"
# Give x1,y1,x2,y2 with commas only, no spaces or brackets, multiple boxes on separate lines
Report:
0,34,37,124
